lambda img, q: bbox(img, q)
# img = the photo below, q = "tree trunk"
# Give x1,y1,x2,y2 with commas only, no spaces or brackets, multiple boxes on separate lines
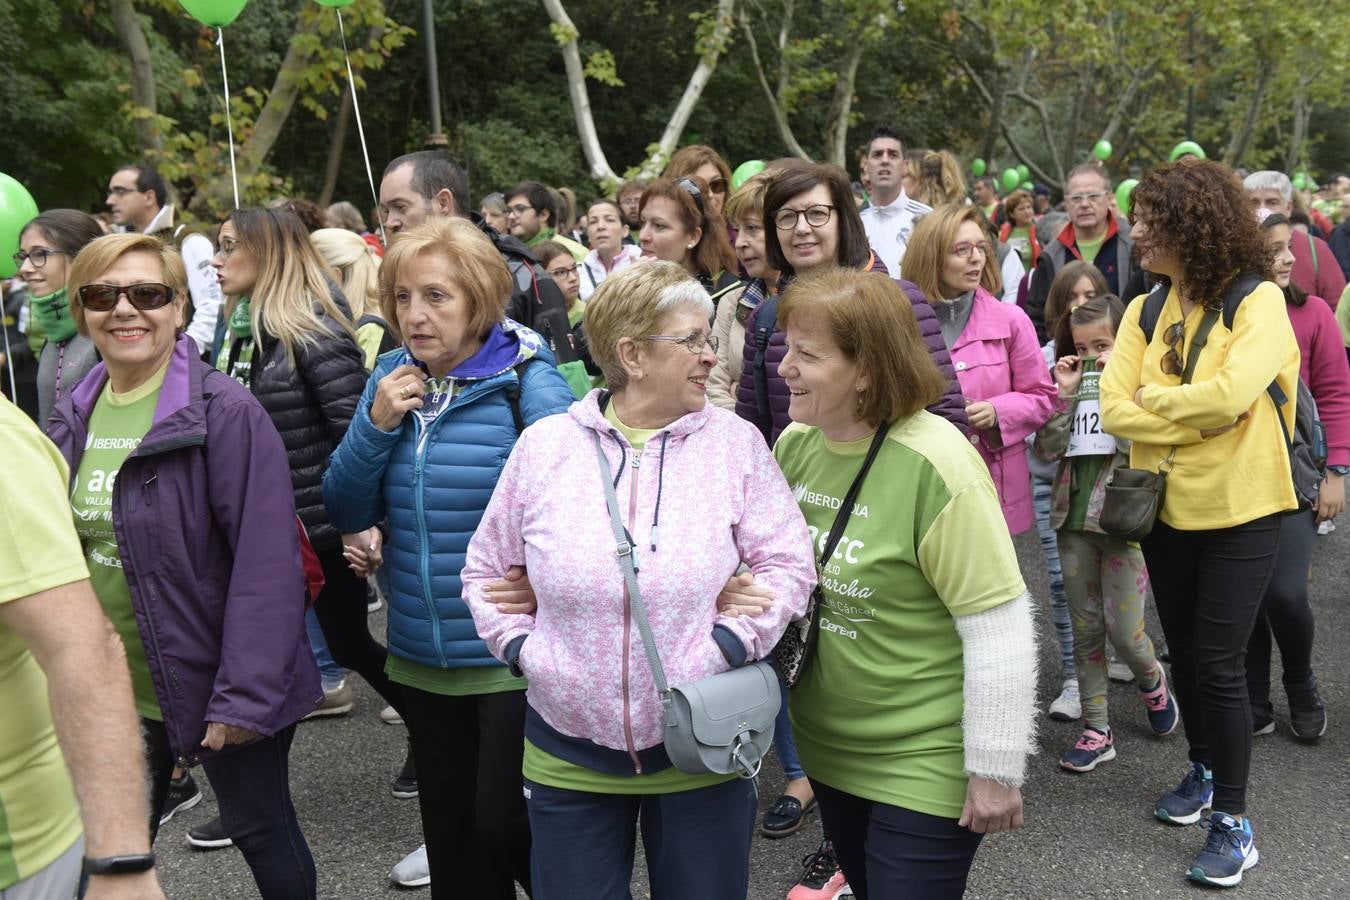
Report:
202,12,323,210
738,7,811,160
1223,59,1273,168
825,21,869,167
1284,76,1312,173
317,84,353,208
636,0,739,180
980,66,1005,164
540,0,621,184
109,0,160,156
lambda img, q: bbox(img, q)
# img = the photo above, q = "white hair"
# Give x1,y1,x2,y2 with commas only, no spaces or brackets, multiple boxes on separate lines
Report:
655,278,714,320
1243,171,1292,205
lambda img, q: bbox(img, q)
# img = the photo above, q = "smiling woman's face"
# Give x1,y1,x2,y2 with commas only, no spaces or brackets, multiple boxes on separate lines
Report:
776,184,838,273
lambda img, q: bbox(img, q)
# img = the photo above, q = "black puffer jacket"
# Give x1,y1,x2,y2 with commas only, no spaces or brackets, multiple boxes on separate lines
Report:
250,307,368,552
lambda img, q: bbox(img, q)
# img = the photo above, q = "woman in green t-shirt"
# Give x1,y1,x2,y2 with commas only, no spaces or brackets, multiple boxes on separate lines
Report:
770,266,1038,899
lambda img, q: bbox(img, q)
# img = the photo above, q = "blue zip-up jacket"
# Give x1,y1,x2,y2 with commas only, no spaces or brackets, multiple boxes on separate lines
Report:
322,321,574,668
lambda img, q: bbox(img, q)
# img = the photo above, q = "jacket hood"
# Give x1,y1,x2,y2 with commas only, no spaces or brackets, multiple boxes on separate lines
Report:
568,388,713,442
391,318,544,383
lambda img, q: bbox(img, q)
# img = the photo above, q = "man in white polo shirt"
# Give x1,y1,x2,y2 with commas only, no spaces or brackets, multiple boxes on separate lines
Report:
859,125,932,278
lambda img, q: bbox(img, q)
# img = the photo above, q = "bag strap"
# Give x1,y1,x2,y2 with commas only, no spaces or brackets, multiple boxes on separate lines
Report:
593,432,676,723
817,423,891,568
1307,230,1319,278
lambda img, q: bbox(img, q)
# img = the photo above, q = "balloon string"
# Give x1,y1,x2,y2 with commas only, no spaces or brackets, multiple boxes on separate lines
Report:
217,28,240,209
1,284,16,403
337,11,383,243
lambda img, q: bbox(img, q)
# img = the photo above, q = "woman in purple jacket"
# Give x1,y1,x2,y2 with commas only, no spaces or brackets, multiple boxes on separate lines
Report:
734,162,968,445
47,233,321,900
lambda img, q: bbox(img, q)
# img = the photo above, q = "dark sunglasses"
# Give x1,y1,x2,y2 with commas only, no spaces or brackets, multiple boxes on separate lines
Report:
707,177,728,194
1160,320,1185,376
77,282,176,312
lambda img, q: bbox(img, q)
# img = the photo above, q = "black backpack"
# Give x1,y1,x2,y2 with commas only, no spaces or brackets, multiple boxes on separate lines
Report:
1136,274,1327,507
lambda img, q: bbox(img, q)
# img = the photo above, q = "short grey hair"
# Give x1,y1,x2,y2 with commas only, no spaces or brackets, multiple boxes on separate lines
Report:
582,260,714,390
1243,170,1292,206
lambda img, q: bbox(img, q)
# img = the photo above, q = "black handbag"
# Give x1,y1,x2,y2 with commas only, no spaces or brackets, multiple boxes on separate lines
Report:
1100,307,1217,542
774,424,889,688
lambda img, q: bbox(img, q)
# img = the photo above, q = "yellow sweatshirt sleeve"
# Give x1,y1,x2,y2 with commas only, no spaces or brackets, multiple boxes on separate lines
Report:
1099,295,1206,446
1138,283,1292,429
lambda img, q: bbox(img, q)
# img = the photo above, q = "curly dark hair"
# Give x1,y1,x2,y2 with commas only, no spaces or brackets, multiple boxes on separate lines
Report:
1130,158,1271,307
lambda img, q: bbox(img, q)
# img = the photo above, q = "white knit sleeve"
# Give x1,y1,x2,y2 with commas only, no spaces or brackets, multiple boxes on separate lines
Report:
954,591,1039,786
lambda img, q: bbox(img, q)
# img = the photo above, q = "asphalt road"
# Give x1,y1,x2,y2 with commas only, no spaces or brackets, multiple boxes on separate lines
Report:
153,524,1350,899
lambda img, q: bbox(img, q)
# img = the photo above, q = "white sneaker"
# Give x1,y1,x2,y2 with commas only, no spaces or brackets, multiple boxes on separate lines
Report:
380,704,403,726
1048,679,1081,721
390,844,430,888
1317,519,1336,536
1108,659,1135,683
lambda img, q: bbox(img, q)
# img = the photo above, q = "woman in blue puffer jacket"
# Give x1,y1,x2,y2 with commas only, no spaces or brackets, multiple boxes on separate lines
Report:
323,217,573,900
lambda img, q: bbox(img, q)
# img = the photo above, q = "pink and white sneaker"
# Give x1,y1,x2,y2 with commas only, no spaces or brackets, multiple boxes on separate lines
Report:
1060,726,1116,772
787,838,850,899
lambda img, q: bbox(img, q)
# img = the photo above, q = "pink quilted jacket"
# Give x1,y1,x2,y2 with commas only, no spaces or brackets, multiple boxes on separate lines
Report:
462,391,813,764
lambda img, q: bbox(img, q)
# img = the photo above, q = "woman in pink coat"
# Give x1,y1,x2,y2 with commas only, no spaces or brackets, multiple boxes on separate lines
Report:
904,204,1057,533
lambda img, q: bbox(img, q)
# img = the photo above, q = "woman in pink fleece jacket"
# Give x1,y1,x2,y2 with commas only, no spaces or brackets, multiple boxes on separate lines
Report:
462,260,814,900
1245,213,1350,740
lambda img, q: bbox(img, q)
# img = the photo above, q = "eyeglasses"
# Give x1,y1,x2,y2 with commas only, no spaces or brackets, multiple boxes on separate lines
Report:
644,331,719,355
77,282,176,312
506,204,533,217
13,248,65,269
1160,320,1186,376
707,177,728,194
1066,192,1107,206
773,205,835,230
949,240,992,260
547,263,579,279
214,238,239,258
107,186,146,198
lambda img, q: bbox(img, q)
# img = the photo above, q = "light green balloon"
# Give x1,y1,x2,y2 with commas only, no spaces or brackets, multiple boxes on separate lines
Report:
730,160,766,191
1115,178,1139,218
0,173,39,279
971,158,987,177
1169,141,1206,162
1001,168,1021,193
1093,140,1112,161
177,0,248,27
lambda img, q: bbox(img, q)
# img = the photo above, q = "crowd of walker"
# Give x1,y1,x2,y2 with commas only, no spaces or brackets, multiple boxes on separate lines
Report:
3,128,1349,900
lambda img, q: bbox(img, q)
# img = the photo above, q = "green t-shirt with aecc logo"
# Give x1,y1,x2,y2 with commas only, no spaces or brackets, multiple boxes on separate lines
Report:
773,412,1026,819
70,364,169,721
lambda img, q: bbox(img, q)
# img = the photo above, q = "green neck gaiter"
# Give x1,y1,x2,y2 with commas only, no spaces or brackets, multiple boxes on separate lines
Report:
29,288,77,344
228,296,253,338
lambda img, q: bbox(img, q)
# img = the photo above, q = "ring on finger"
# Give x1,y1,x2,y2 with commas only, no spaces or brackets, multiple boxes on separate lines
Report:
400,385,410,399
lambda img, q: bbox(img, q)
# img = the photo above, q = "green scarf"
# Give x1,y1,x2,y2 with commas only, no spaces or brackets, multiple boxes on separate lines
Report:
216,297,256,387
29,288,77,345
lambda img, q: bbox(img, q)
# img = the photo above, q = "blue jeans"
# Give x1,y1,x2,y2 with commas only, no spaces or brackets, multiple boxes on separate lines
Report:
525,776,757,899
774,677,805,781
812,779,982,900
304,607,347,689
143,720,315,900
1032,475,1075,679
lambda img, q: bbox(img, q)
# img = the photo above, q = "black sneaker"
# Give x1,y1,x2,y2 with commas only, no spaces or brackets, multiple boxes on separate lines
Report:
159,772,203,825
186,815,234,850
787,837,848,899
392,745,418,799
1289,682,1327,742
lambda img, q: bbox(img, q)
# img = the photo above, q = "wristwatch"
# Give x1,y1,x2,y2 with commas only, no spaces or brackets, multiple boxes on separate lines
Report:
1328,465,1350,476
82,853,156,876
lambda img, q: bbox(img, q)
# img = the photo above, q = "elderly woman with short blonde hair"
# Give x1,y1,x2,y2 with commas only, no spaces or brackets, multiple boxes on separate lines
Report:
323,216,574,899
461,259,815,899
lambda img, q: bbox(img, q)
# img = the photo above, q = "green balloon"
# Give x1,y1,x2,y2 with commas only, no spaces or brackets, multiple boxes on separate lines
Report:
971,158,987,177
0,173,39,279
314,0,354,6
1093,139,1112,161
1114,178,1139,218
1020,181,1034,192
178,0,248,27
730,159,766,191
1001,168,1020,193
1169,140,1206,162
1016,164,1030,181
1292,173,1307,191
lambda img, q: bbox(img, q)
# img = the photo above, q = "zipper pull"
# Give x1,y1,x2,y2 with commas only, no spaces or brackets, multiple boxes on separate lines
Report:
631,451,641,468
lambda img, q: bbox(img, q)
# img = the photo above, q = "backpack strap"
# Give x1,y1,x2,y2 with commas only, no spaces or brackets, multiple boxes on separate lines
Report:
1136,277,1172,343
1182,308,1220,383
505,359,536,435
1306,230,1319,278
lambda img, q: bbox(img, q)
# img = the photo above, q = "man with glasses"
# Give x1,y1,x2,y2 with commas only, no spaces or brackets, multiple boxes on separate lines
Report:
105,165,222,358
859,125,933,278
1025,163,1142,342
504,181,587,262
